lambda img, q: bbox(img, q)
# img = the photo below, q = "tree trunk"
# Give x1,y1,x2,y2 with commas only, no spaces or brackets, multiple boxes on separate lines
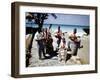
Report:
37,20,44,32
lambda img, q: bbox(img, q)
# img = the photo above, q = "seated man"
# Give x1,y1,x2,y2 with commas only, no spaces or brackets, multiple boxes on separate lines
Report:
58,35,67,63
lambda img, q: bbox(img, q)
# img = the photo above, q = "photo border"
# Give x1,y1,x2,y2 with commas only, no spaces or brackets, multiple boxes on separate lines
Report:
11,2,98,78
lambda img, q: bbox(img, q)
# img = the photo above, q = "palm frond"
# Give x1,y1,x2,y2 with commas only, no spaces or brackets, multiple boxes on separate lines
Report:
51,13,57,19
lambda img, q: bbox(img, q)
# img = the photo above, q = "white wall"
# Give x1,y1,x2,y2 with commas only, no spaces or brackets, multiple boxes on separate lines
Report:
0,0,100,80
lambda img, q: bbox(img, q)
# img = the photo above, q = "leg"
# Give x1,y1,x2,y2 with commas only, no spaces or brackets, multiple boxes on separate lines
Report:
42,48,46,58
38,47,42,59
73,48,78,56
57,38,61,47
58,53,61,61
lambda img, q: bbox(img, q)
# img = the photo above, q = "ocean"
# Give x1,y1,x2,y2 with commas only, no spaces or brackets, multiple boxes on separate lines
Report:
26,23,89,36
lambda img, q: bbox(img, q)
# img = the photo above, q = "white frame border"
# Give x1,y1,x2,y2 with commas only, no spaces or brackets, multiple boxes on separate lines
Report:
19,5,96,75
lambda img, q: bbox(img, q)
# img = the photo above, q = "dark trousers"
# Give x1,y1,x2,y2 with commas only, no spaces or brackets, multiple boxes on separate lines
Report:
38,47,46,59
37,40,46,59
57,37,61,47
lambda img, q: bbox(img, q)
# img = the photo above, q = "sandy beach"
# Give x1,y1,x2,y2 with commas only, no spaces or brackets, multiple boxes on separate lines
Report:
28,33,89,67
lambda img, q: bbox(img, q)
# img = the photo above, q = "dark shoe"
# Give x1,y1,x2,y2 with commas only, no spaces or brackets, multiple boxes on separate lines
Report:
79,45,83,48
39,58,42,60
44,56,50,59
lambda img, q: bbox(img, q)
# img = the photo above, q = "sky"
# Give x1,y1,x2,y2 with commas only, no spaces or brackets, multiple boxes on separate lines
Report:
44,13,89,26
26,12,90,26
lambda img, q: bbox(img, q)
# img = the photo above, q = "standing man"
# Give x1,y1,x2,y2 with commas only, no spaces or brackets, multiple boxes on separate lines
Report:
36,30,46,60
55,26,62,47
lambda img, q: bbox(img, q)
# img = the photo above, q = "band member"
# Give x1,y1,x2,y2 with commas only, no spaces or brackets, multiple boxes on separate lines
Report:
67,28,82,56
61,33,66,48
36,30,46,60
55,26,62,47
46,34,53,56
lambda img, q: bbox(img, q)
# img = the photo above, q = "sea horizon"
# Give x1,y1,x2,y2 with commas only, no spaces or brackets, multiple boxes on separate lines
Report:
26,23,89,36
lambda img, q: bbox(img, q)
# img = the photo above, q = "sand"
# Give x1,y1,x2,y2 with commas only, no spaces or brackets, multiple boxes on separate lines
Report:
28,33,89,67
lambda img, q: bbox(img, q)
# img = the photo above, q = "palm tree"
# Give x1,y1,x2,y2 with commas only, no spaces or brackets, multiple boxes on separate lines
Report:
26,12,57,32
25,12,57,54
83,28,89,35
